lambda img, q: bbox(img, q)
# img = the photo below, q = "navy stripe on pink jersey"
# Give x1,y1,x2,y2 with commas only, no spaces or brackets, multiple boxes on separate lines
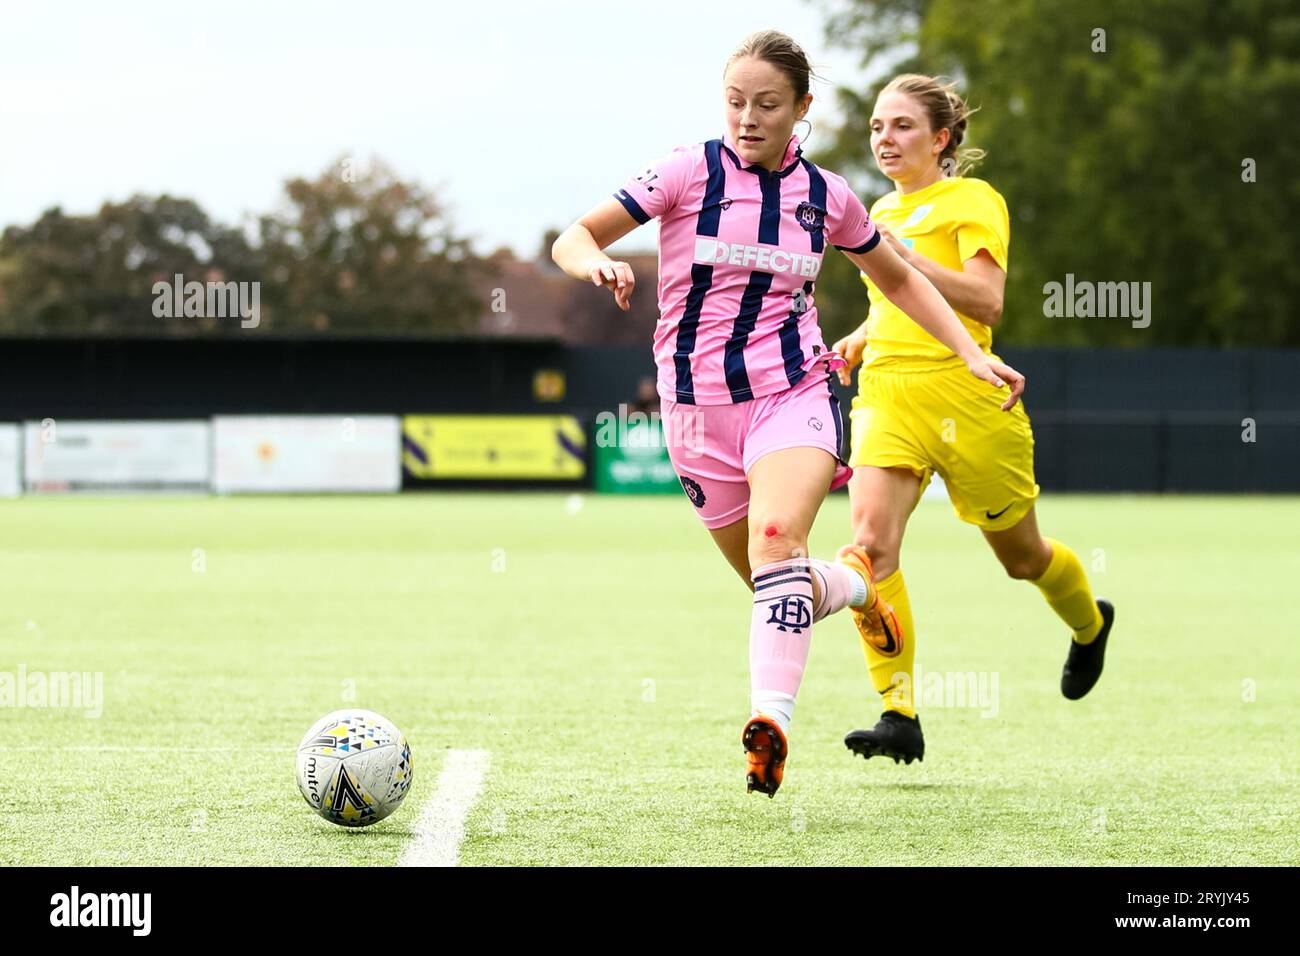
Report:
614,132,879,406
723,271,772,401
799,159,827,254
777,279,813,387
720,143,810,403
673,139,727,405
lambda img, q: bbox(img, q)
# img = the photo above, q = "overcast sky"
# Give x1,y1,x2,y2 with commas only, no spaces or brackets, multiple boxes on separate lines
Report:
0,0,871,258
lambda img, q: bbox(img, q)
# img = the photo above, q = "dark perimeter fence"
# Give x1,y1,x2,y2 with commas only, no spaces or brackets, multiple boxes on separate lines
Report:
1,337,1295,492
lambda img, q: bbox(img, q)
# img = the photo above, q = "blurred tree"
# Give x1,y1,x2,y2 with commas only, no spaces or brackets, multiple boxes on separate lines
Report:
810,0,1300,347
0,197,256,335
257,156,491,335
0,157,490,337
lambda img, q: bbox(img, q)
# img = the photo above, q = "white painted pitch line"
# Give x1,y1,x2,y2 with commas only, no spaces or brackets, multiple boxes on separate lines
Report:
398,748,491,868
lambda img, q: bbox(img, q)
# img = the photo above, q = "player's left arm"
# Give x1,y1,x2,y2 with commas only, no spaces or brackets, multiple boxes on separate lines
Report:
824,177,1021,408
843,240,1023,410
879,228,1005,326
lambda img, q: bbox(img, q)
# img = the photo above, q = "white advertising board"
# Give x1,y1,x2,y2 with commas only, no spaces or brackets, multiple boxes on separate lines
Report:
23,420,210,493
213,415,400,493
0,425,20,497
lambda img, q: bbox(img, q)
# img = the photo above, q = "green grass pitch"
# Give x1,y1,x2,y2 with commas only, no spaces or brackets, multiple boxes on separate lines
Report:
2,492,1296,866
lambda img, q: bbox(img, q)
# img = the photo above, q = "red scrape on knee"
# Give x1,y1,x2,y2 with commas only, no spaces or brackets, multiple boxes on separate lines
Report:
764,524,779,538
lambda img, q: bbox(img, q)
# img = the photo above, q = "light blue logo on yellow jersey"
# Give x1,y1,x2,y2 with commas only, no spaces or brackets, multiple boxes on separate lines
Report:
693,238,823,277
901,204,934,229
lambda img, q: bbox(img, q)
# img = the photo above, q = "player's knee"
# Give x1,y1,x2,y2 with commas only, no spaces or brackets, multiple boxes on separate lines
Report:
747,520,806,567
1001,555,1043,580
854,525,900,574
1000,538,1052,580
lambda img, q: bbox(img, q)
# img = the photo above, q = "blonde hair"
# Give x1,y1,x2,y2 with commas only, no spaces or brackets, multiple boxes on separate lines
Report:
882,74,985,176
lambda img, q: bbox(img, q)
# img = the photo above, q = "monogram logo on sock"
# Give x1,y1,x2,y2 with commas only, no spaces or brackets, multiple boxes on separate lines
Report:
767,596,812,634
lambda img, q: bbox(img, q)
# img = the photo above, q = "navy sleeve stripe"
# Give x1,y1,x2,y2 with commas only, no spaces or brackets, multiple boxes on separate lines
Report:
613,190,651,225
834,230,882,255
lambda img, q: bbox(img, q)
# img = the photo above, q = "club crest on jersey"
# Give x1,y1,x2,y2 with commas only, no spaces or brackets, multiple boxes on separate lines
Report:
680,476,707,509
795,201,826,235
767,596,811,633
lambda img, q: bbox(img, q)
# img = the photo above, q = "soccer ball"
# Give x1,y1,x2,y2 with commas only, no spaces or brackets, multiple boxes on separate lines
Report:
295,709,413,827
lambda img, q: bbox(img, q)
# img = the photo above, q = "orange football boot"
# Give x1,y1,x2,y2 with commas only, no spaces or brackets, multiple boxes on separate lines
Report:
836,544,904,659
743,714,788,798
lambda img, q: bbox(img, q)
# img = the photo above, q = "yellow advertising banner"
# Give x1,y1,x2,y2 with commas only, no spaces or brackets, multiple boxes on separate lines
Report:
402,415,586,479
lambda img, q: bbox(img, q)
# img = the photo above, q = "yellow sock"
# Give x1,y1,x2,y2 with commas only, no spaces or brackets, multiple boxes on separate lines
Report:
860,569,917,719
1033,539,1103,643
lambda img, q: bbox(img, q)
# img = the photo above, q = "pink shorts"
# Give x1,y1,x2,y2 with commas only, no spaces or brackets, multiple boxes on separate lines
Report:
661,368,853,529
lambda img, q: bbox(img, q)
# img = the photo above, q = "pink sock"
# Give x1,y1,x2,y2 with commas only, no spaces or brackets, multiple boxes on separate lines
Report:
750,558,815,713
809,558,869,622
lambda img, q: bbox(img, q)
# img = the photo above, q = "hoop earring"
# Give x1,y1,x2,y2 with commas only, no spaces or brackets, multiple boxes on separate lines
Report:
794,118,813,146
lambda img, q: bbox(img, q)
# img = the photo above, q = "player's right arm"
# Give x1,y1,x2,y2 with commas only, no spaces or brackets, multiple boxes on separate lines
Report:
551,199,641,312
553,144,695,312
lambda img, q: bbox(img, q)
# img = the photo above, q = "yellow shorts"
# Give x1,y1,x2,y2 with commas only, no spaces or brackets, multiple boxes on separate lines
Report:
848,359,1040,532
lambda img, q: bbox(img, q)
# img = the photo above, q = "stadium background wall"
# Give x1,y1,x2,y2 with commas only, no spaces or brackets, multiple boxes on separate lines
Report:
0,337,1295,493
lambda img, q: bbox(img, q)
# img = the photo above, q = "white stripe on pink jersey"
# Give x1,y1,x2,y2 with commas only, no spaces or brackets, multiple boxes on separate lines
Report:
615,130,878,405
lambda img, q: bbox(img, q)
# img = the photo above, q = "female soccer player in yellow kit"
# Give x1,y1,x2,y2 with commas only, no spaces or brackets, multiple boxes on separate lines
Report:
833,75,1115,763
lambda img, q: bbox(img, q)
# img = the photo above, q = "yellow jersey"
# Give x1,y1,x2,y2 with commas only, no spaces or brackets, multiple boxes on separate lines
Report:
860,177,1009,369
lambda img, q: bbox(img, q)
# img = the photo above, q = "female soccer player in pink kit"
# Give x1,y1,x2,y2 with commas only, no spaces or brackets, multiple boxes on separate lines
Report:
552,30,1024,798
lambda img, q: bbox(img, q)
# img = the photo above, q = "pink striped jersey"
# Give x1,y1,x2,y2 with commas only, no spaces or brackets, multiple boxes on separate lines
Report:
614,130,879,405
